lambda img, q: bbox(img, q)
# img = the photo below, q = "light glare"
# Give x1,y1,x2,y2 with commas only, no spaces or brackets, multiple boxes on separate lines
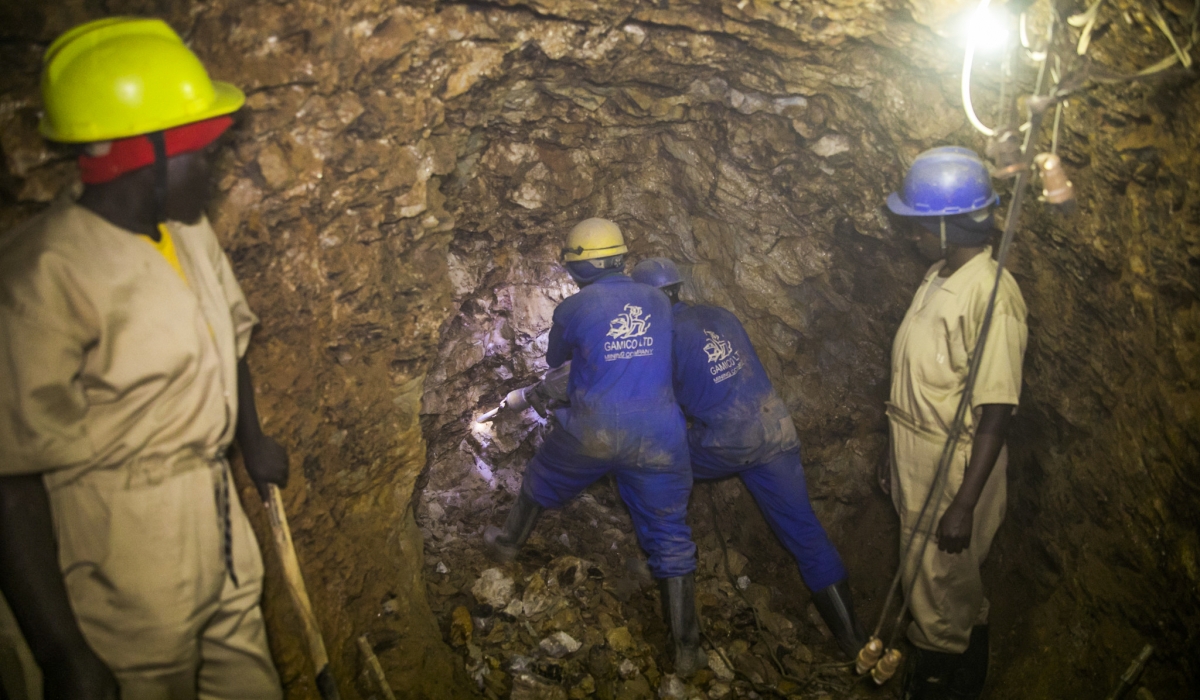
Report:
964,7,1010,52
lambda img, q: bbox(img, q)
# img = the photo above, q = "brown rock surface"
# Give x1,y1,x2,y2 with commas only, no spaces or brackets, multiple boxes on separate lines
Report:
1,0,1197,698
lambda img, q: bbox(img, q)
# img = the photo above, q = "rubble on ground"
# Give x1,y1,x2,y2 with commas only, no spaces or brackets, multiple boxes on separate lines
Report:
418,432,885,699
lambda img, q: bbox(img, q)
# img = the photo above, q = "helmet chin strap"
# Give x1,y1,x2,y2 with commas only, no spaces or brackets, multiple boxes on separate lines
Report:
939,216,947,258
148,131,168,242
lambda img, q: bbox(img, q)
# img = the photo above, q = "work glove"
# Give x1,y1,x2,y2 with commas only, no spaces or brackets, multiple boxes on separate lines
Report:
526,383,553,419
241,432,290,500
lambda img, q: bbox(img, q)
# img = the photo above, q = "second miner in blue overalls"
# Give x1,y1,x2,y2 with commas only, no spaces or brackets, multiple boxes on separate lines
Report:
632,257,867,659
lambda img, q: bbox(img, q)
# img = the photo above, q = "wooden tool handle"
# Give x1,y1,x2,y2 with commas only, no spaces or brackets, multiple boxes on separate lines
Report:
357,634,397,700
264,484,340,700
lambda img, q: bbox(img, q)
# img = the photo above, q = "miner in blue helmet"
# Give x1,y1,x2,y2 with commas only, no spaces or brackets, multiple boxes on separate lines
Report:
884,147,1028,700
630,257,866,660
483,219,705,678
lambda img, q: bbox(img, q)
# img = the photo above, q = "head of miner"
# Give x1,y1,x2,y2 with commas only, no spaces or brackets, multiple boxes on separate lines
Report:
886,146,1000,262
630,257,683,304
561,218,629,287
39,18,245,235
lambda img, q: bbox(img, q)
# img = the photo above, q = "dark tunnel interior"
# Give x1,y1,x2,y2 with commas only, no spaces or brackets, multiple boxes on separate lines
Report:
0,1,1198,699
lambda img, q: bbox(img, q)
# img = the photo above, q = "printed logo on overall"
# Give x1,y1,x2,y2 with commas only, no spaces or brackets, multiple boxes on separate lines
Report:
703,329,744,383
702,330,734,363
604,304,654,361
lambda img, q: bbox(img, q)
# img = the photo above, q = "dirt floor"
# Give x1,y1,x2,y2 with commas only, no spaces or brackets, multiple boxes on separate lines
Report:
416,405,906,700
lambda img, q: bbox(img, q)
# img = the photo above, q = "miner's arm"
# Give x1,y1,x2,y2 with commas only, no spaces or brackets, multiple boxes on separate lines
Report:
546,313,572,369
935,404,1013,554
0,477,120,698
235,358,290,500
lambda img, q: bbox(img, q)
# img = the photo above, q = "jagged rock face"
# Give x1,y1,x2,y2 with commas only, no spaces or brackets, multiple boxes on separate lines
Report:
1,1,1198,699
997,64,1200,700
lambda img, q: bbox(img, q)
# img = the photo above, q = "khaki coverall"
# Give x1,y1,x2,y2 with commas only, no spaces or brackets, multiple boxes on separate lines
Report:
888,248,1027,654
0,200,282,699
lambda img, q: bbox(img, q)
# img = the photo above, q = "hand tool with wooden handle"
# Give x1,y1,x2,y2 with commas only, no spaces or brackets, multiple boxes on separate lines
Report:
264,483,341,700
357,634,396,700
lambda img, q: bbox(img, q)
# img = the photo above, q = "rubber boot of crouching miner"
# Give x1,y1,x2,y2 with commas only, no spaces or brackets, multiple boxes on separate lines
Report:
484,491,543,563
660,573,707,678
810,579,868,659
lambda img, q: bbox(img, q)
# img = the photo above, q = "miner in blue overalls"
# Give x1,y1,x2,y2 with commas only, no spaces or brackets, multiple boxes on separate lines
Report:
632,258,867,660
484,219,705,677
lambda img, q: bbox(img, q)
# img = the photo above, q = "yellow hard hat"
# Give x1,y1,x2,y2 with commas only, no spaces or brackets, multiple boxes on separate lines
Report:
39,17,245,143
562,218,628,262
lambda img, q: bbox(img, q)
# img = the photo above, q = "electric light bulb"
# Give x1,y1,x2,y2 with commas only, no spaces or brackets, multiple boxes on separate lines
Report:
963,6,1010,52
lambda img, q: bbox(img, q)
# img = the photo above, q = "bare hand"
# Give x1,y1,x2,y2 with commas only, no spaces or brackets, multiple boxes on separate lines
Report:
242,433,290,500
936,502,973,554
44,649,120,700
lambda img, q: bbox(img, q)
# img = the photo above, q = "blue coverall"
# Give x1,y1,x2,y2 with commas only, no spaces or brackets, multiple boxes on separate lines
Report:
672,302,846,591
521,273,697,578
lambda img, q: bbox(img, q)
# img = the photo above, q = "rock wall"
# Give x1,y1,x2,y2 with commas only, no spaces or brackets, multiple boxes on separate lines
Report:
1,0,1197,698
991,61,1200,700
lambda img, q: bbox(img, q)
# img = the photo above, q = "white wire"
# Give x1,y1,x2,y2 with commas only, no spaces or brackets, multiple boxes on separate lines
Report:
1052,101,1064,154
1017,11,1054,142
963,0,997,137
1020,11,1051,61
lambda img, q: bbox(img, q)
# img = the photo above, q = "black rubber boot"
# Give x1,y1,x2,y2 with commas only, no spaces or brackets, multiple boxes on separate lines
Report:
662,573,706,678
945,625,989,700
483,492,542,563
811,579,867,659
902,645,963,700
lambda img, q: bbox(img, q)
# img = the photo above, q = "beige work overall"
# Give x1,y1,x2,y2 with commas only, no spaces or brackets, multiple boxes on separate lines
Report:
888,249,1027,654
0,201,281,699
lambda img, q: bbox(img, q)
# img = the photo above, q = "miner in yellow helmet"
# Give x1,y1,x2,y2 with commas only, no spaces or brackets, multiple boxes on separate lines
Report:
0,18,284,700
485,219,705,677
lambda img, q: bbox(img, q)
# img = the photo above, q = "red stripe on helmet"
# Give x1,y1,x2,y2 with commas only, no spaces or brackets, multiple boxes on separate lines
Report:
78,116,234,185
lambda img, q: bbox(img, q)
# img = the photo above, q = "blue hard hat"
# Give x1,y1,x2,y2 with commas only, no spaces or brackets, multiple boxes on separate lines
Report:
631,257,682,289
886,146,1000,217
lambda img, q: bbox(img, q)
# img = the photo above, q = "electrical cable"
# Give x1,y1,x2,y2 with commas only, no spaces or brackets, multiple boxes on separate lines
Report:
704,486,800,681
1020,11,1052,61
1069,0,1107,56
1148,3,1191,69
700,486,856,697
1047,55,1063,156
1069,0,1197,75
1051,101,1064,155
995,41,1014,133
1137,2,1199,75
1019,41,1051,150
1018,7,1055,146
962,0,998,137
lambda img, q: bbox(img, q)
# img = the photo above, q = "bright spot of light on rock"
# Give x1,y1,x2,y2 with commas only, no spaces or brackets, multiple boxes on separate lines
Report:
471,416,494,442
473,455,497,488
